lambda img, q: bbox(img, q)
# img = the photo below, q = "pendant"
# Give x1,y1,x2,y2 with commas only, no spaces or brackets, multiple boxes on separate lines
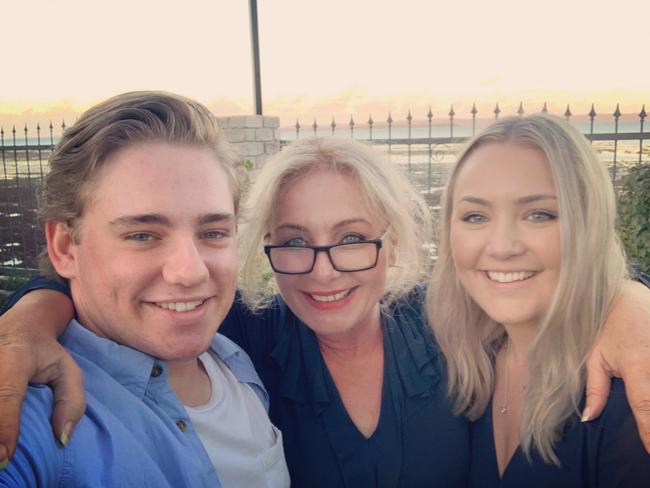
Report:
499,405,508,414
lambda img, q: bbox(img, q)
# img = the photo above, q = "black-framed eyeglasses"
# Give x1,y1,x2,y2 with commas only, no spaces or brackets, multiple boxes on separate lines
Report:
263,232,386,275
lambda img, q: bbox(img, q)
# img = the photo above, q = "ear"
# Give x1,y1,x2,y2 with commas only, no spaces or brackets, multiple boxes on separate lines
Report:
45,220,79,279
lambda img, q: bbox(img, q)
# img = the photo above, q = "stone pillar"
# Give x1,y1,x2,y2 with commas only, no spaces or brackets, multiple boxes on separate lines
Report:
217,115,280,169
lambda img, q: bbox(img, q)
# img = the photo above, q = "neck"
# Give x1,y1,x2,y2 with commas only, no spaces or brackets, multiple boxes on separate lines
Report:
500,321,539,366
167,357,212,407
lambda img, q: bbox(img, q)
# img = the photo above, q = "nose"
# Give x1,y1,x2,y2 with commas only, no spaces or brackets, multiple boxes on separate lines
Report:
162,238,210,287
485,220,526,260
309,249,340,282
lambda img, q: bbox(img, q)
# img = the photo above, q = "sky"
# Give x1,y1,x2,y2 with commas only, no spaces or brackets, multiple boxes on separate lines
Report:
1,0,648,128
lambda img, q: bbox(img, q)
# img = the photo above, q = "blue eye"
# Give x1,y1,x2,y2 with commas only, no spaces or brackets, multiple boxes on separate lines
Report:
527,211,557,222
462,213,487,224
284,237,308,247
203,230,228,240
340,234,365,244
126,233,155,242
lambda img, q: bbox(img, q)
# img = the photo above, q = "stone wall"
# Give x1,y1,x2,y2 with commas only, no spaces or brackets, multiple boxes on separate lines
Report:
216,115,280,169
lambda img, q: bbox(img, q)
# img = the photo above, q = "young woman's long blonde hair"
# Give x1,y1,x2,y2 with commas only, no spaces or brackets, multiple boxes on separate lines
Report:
427,114,628,464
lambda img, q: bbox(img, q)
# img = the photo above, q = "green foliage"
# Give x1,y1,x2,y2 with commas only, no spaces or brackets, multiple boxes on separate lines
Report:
0,275,30,291
617,164,650,274
0,275,31,308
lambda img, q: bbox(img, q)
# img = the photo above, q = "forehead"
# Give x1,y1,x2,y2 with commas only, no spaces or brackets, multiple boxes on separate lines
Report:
84,142,235,221
273,168,383,229
454,142,556,199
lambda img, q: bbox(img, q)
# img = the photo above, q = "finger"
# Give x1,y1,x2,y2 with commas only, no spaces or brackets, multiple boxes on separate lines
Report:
622,367,650,454
48,356,86,446
583,351,613,422
0,348,32,463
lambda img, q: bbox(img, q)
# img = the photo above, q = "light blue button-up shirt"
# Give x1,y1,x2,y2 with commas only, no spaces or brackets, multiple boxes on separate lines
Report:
0,319,269,488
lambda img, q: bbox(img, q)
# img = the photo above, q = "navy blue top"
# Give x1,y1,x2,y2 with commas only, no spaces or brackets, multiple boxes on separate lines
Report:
2,278,470,488
469,379,650,488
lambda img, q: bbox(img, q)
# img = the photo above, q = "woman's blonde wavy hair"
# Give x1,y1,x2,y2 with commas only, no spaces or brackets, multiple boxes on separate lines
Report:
239,137,433,310
427,113,627,464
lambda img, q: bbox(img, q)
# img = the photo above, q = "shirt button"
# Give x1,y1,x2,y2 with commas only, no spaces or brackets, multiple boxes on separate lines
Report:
176,420,187,432
151,365,163,378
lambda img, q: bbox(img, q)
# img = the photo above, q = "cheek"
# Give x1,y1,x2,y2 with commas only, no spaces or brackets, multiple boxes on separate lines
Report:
535,225,561,271
274,274,298,298
449,226,477,270
209,248,239,280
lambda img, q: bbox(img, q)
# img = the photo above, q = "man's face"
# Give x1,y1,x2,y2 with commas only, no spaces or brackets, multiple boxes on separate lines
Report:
54,142,237,362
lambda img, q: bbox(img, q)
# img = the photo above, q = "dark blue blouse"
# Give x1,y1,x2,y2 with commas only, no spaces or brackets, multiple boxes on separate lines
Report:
469,379,650,488
3,279,471,488
220,290,470,488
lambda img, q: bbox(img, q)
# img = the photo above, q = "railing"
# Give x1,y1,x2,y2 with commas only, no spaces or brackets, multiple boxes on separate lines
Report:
285,102,648,204
1,103,648,277
1,121,65,276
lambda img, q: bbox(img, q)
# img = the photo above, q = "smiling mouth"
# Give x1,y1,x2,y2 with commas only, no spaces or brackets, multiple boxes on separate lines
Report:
154,299,207,312
308,289,352,303
486,271,536,283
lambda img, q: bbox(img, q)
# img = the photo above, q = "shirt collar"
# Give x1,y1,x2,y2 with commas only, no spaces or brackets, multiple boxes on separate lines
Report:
60,319,265,400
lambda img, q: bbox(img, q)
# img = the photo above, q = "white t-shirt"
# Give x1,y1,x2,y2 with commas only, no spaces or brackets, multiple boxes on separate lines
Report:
186,352,290,488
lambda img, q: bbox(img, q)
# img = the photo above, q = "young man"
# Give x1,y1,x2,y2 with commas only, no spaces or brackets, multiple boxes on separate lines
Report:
0,92,289,487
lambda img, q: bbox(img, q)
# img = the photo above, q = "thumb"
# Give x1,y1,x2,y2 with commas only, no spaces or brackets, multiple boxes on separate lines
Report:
583,351,613,422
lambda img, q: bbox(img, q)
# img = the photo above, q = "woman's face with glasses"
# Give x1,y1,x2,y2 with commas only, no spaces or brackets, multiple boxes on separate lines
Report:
268,168,389,341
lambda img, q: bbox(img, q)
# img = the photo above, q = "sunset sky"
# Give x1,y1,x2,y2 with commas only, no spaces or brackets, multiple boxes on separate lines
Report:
1,0,648,128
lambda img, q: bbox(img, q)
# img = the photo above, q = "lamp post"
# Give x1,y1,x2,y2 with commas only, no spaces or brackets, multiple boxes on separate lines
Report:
249,0,263,115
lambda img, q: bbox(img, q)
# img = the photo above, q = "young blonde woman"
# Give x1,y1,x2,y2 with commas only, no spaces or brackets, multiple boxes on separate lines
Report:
429,113,650,486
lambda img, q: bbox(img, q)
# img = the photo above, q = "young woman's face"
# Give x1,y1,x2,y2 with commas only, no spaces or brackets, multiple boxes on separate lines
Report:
449,142,561,331
268,168,389,340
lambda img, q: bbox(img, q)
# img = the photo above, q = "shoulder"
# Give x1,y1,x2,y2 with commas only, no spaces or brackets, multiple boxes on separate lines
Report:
385,283,437,348
592,378,650,487
219,291,291,347
0,386,65,486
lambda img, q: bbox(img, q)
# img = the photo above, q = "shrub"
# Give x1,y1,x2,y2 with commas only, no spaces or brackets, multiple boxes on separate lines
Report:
617,164,650,274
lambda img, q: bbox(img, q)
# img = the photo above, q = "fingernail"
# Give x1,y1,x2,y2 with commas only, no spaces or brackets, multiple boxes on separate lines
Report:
0,444,9,470
581,407,590,423
59,421,73,447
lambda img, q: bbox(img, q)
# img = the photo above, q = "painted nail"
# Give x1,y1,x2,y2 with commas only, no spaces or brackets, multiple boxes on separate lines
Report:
59,421,73,447
0,444,9,470
581,407,590,423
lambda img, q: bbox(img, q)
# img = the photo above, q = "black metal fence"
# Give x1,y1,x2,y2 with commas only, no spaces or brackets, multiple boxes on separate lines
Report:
1,103,648,277
287,102,648,200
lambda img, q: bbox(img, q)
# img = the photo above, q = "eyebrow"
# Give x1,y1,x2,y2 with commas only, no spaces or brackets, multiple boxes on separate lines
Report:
109,212,235,227
458,194,557,206
273,218,372,234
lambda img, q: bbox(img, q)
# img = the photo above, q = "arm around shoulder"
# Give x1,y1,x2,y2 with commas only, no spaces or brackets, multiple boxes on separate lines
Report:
0,278,81,467
0,387,65,487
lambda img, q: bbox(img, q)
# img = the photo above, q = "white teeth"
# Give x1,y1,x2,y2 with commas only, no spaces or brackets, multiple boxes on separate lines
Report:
310,290,351,302
155,300,204,312
487,271,535,283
